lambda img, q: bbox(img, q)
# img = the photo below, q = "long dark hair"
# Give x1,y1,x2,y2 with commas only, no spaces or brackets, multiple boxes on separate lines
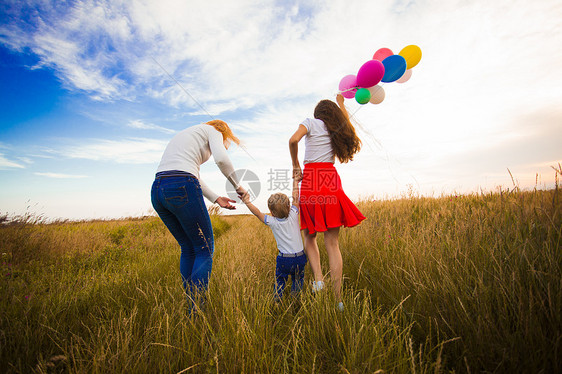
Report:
314,100,362,163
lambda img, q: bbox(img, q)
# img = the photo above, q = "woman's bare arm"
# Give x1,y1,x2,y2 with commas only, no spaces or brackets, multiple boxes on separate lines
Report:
291,176,299,206
289,124,308,181
336,94,350,120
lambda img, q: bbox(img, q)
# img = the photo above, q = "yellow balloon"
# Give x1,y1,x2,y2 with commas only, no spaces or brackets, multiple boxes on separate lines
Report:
399,45,422,69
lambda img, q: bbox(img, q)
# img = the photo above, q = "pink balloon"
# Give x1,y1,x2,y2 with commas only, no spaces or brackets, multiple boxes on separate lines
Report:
339,74,358,99
373,48,393,61
356,60,385,88
397,69,412,83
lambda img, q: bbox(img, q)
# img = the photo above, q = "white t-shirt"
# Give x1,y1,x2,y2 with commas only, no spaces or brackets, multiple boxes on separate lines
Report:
264,205,304,255
156,124,240,203
302,117,335,164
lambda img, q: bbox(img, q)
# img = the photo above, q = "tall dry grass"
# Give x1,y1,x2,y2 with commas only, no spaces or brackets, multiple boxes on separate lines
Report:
0,213,433,373
0,173,560,372
341,183,561,372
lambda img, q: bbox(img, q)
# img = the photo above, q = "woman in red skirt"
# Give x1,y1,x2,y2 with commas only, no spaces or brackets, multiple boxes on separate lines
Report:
289,94,365,309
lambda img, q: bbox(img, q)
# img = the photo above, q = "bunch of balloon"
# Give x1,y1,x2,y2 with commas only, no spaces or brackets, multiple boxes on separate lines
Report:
338,45,422,105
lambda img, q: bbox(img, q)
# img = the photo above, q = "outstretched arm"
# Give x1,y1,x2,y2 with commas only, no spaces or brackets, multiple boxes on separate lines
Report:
216,196,237,210
206,128,247,205
208,128,243,192
336,93,350,120
240,193,266,223
289,124,308,181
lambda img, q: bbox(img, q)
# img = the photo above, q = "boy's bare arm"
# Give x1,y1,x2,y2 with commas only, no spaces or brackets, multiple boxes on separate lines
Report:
241,195,266,223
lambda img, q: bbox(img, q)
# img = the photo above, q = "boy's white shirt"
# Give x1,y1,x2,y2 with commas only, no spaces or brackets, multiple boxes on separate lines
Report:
263,205,304,255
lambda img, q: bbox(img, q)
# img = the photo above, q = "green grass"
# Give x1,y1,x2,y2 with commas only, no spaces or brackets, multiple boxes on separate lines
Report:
0,185,560,373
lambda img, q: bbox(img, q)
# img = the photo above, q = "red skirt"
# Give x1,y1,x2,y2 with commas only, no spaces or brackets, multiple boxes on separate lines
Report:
299,162,366,234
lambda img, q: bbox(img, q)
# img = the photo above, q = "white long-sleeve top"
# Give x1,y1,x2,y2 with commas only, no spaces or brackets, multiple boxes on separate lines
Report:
156,124,240,203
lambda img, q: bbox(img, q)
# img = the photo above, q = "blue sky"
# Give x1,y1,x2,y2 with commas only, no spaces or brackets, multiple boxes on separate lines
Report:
1,0,561,220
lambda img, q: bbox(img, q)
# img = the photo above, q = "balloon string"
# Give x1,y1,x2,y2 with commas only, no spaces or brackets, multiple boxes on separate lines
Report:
339,87,356,94
336,82,420,190
338,81,387,96
333,85,415,311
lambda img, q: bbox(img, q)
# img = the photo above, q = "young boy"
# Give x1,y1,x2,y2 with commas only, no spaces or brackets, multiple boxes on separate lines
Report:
241,176,307,299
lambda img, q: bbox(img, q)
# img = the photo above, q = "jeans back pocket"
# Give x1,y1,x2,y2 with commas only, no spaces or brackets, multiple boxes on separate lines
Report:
162,183,188,208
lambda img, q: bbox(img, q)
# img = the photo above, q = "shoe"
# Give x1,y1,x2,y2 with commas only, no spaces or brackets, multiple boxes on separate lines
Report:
312,281,324,292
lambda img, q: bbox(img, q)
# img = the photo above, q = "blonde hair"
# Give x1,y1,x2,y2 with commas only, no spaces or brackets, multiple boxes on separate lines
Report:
206,120,240,146
268,193,290,219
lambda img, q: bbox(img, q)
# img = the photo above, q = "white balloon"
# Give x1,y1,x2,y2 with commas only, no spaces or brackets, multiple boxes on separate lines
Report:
397,69,412,83
368,85,385,104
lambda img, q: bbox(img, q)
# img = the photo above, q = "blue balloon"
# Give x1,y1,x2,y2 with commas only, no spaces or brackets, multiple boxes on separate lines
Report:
381,55,407,83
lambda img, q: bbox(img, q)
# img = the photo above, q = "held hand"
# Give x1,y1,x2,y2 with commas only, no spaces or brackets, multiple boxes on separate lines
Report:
235,185,247,196
216,196,236,210
293,165,303,182
238,190,250,204
236,186,249,203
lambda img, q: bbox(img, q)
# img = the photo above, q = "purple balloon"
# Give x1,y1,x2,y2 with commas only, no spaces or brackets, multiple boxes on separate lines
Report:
356,60,385,88
338,74,358,99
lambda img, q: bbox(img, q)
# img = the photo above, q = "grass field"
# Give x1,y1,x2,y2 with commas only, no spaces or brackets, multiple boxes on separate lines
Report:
1,181,561,372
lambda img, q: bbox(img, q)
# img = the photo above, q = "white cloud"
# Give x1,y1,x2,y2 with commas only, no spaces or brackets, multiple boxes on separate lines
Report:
34,172,90,179
3,0,561,114
1,0,135,98
16,157,34,165
2,0,562,220
0,154,25,169
46,137,168,164
127,119,175,134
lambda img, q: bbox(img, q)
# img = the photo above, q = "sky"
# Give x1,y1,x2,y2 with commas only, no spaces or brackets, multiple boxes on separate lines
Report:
1,0,561,221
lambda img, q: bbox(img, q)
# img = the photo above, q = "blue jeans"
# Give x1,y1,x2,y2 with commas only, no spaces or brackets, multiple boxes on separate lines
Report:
275,254,307,299
151,172,214,295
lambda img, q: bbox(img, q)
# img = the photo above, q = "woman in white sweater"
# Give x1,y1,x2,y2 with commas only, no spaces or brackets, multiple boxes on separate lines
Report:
151,120,246,302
